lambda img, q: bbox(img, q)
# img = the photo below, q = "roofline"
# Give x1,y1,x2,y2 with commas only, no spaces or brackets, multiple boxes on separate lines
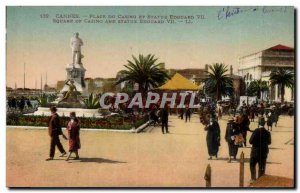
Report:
239,44,294,60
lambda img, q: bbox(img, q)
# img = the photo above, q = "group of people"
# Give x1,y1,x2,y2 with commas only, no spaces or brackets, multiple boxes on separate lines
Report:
149,105,192,134
204,111,272,183
179,107,192,122
7,96,33,111
240,101,280,131
45,100,274,183
46,106,81,161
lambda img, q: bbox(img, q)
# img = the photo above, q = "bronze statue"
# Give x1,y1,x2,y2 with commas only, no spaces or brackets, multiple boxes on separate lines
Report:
61,79,78,101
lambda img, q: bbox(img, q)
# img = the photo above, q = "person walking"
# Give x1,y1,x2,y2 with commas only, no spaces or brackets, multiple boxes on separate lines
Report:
46,106,67,161
66,112,81,161
160,105,169,134
240,114,251,147
205,117,221,160
249,117,271,183
185,106,191,122
249,106,255,122
179,108,184,120
266,111,273,131
273,107,280,127
18,97,25,112
225,117,241,162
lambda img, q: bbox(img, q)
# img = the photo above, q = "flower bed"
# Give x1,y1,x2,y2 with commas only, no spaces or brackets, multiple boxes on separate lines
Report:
6,113,148,130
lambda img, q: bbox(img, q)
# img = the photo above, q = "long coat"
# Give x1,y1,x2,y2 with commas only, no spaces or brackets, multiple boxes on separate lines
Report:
160,108,169,123
225,121,241,157
48,113,62,137
67,120,81,152
205,121,220,156
249,127,271,159
240,116,250,133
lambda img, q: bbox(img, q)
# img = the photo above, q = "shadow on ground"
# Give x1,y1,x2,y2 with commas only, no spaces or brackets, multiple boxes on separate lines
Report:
168,133,201,136
271,130,294,133
210,157,281,165
69,157,127,164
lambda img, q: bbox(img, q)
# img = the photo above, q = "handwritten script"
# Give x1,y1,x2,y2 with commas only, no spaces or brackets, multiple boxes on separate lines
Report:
218,6,288,20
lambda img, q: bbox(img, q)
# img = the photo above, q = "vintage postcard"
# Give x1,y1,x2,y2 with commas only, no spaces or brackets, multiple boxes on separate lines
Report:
6,6,295,188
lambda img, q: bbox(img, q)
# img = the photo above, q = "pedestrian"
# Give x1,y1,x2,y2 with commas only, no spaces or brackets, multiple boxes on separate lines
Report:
205,117,221,160
185,106,191,122
18,97,25,112
266,111,273,131
160,105,169,134
225,117,241,162
11,97,17,109
249,106,255,122
260,103,265,116
149,106,159,126
66,112,81,161
288,106,294,117
249,117,271,183
273,107,279,127
179,108,184,120
46,106,67,161
26,99,32,109
240,114,251,147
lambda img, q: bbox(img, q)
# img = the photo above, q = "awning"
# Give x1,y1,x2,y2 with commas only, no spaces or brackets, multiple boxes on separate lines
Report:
158,73,200,91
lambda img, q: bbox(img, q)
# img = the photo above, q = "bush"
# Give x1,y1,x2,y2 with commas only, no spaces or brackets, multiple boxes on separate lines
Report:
6,114,148,130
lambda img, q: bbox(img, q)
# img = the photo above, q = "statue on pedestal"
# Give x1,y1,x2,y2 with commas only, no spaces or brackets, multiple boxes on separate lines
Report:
71,33,84,64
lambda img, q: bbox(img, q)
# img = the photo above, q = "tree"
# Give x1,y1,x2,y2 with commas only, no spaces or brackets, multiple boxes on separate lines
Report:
204,63,233,100
247,79,269,99
116,54,170,95
269,68,294,103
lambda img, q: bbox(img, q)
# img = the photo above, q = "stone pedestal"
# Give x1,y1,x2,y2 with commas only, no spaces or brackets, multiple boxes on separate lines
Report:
61,63,86,94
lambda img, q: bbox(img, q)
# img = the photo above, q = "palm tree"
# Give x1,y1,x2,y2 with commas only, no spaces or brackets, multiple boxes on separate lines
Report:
116,54,170,95
269,68,294,103
247,79,268,99
204,63,233,100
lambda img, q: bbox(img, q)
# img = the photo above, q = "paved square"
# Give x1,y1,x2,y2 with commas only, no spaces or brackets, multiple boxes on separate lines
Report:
6,115,294,187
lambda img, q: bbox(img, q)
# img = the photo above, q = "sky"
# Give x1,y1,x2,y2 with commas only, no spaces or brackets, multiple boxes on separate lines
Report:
6,6,294,89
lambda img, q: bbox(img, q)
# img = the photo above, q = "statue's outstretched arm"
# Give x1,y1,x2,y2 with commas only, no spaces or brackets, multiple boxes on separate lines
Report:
65,79,70,86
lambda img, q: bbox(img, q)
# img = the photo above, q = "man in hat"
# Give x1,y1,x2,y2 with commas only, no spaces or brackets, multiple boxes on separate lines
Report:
46,106,67,161
249,117,271,183
225,117,241,162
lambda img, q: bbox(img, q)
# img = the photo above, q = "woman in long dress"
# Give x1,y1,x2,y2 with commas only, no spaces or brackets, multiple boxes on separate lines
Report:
205,117,221,160
66,112,81,161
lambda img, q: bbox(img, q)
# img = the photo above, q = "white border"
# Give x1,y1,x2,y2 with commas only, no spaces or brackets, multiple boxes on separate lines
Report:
1,1,298,193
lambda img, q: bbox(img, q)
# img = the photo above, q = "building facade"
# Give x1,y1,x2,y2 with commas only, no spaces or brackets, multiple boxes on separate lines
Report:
168,64,209,85
238,44,294,102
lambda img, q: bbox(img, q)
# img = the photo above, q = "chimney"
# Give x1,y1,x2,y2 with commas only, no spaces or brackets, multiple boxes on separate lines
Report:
230,65,233,75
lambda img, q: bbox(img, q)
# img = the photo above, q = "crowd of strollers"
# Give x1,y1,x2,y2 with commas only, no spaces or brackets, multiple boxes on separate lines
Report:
148,101,280,183
201,101,277,183
45,100,287,184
